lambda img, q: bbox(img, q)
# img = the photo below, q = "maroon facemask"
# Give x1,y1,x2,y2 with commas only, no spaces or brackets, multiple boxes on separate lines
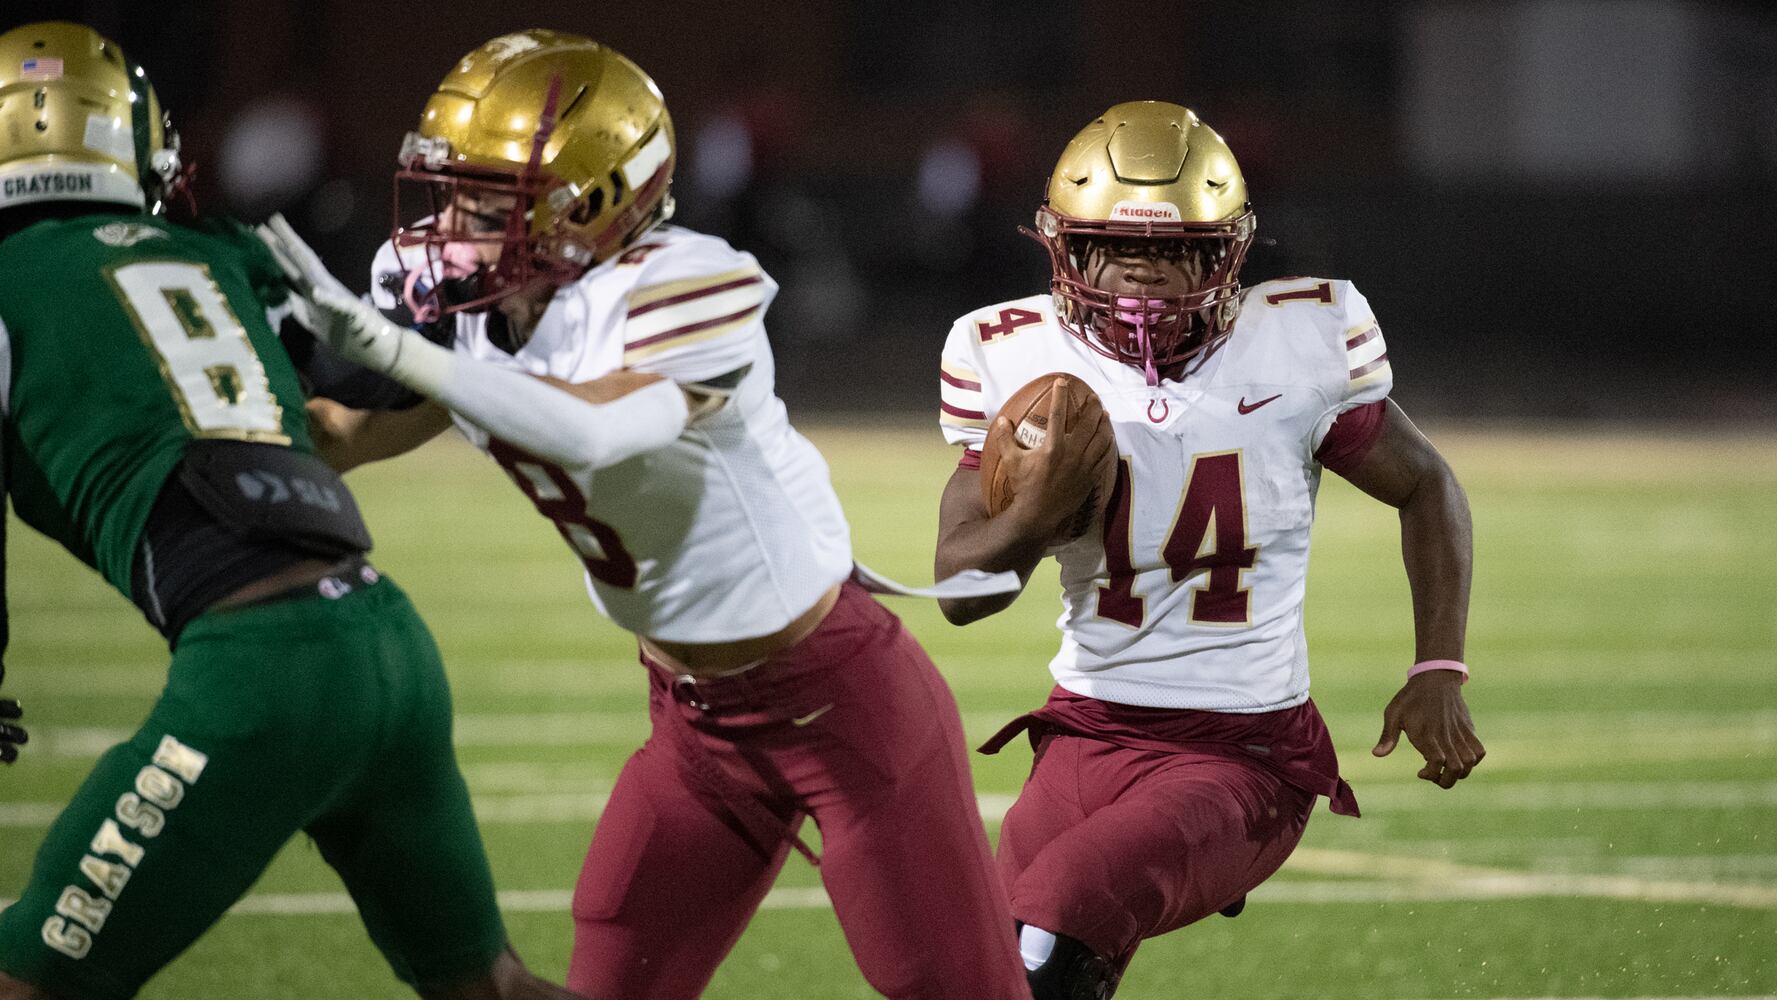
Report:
388,75,589,318
390,162,586,318
1026,206,1255,385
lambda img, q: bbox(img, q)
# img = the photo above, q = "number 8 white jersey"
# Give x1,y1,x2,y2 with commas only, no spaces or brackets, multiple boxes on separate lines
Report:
939,278,1392,711
377,226,856,643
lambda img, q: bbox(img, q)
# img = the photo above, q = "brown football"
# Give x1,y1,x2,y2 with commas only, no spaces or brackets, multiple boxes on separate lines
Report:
979,372,1116,542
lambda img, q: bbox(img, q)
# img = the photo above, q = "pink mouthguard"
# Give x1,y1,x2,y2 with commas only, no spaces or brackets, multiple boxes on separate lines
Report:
401,241,481,322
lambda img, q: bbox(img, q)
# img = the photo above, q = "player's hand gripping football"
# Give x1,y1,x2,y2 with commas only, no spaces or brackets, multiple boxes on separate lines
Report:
1,664,27,765
256,214,407,374
1372,670,1484,788
993,381,1116,543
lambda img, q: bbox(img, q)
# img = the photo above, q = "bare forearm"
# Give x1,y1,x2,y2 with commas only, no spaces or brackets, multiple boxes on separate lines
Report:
1399,466,1472,662
310,399,451,473
935,512,1051,624
934,469,1049,625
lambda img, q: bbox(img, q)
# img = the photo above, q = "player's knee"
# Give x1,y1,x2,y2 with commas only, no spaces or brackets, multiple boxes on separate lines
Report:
1021,925,1120,1000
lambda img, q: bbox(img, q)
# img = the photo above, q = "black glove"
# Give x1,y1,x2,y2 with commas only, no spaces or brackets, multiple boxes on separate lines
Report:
0,666,25,765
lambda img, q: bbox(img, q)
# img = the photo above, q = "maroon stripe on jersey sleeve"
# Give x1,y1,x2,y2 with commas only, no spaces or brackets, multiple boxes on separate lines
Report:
1349,354,1389,380
940,369,982,391
625,304,762,351
1345,326,1379,351
627,274,764,318
1314,399,1387,475
941,401,986,420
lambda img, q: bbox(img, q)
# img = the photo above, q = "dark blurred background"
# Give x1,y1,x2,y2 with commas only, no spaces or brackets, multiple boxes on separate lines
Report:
10,0,1777,420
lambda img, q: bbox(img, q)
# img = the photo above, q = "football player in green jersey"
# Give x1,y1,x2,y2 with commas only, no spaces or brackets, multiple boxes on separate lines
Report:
0,23,583,1000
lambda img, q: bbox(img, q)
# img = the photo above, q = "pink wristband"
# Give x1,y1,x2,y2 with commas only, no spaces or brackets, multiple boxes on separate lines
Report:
1408,659,1468,683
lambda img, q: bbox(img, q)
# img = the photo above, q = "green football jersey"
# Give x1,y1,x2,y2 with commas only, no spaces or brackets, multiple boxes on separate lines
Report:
0,213,313,596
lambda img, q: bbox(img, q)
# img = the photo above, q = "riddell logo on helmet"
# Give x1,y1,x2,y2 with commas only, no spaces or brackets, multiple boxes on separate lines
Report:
1109,201,1182,222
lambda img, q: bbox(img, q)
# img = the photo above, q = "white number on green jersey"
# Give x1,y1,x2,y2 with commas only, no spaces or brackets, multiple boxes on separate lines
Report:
108,261,287,443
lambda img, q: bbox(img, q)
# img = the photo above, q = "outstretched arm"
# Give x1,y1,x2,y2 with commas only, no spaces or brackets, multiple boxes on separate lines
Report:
260,216,690,474
1335,400,1484,788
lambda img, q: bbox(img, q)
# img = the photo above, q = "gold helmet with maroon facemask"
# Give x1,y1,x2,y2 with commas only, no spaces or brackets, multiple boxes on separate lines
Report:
1028,101,1255,383
393,30,676,316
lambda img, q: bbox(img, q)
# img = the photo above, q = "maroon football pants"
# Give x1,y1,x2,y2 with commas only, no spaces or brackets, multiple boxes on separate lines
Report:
997,731,1315,968
566,582,1027,1000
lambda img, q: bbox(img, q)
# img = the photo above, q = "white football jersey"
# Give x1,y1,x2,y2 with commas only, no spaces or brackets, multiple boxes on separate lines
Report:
939,279,1392,711
377,226,854,642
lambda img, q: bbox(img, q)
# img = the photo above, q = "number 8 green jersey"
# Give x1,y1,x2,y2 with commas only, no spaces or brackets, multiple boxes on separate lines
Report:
0,213,314,597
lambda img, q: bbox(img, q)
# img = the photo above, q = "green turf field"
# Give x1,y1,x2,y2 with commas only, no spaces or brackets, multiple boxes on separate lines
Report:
4,424,1774,999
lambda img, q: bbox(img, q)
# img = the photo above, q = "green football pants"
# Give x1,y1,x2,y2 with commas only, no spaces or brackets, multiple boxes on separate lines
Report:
0,574,506,998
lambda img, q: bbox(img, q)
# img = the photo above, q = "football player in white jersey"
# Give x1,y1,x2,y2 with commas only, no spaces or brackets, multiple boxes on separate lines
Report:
260,31,1028,1000
932,101,1485,998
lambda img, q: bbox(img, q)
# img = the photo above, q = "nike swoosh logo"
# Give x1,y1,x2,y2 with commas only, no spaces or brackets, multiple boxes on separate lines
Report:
1236,393,1282,414
790,704,835,727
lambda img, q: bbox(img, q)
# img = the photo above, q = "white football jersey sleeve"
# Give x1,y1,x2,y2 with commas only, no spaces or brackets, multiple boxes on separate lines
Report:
438,226,853,642
939,278,1392,711
938,296,1055,452
1302,280,1391,451
617,237,774,385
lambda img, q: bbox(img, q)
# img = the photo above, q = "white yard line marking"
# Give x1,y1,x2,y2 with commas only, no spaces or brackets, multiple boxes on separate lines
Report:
8,866,1774,919
1326,842,1777,879
7,779,1777,830
7,659,656,699
17,703,1777,734
0,803,63,827
21,716,1777,764
1282,848,1777,909
32,727,136,757
6,803,1774,912
0,886,828,916
1327,779,1777,811
232,886,840,916
452,714,649,747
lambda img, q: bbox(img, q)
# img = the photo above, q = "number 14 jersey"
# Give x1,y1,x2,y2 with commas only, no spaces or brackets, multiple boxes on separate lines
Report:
939,279,1392,712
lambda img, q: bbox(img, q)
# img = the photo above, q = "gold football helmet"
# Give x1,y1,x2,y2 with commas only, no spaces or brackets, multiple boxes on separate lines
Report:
1029,101,1255,379
393,29,677,314
0,22,185,214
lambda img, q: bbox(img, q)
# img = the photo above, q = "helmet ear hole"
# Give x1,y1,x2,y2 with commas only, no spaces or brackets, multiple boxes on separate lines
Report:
570,186,605,225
